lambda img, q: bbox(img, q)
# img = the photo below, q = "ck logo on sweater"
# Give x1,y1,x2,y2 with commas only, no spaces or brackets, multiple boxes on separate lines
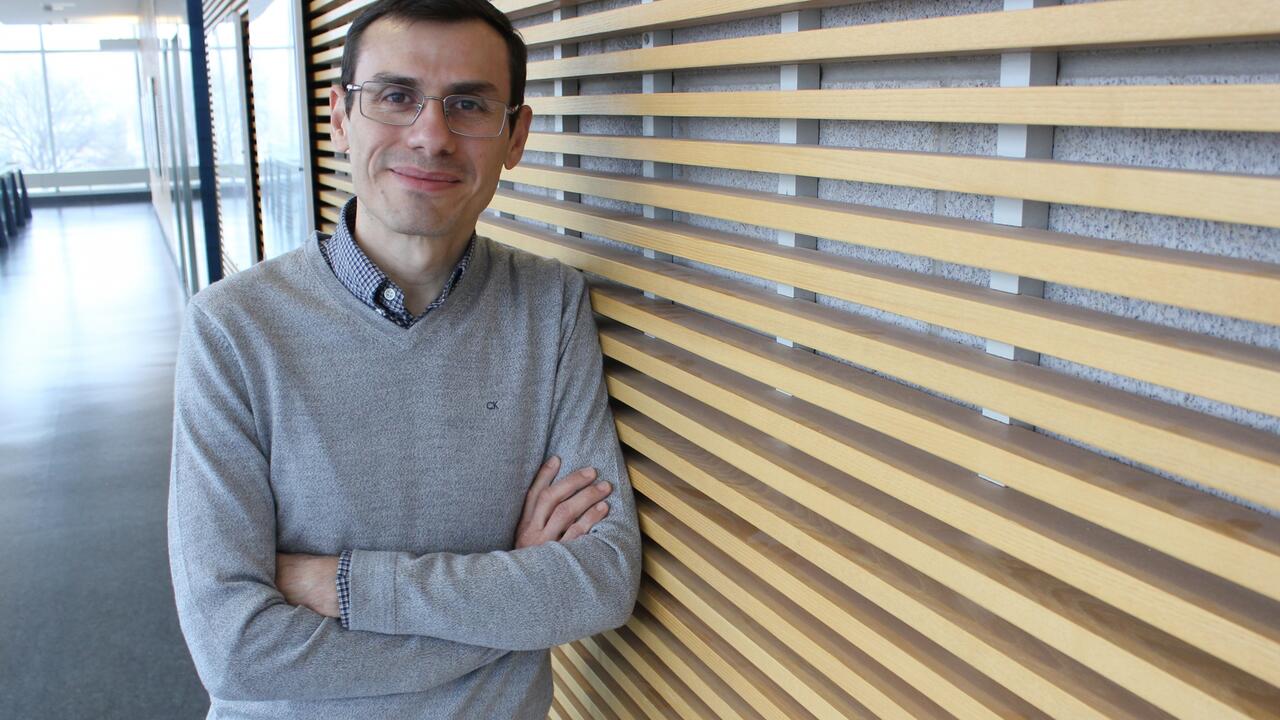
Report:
486,400,499,410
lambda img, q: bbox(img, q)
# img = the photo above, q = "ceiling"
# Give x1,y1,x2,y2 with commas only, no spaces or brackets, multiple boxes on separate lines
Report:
0,0,186,25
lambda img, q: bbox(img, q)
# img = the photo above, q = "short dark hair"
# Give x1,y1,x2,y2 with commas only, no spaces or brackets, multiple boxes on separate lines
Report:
339,0,527,117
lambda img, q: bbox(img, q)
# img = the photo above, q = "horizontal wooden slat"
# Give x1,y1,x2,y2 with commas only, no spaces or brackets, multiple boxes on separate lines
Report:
614,373,1278,720
526,83,1280,133
520,0,854,47
308,0,372,31
637,580,822,720
553,656,619,720
492,179,1280,420
575,637,680,720
639,497,1040,720
527,0,1280,81
310,22,349,49
624,447,1159,720
312,43,343,64
605,324,1280,685
524,132,1280,231
475,219,1280,600
598,627,719,720
641,546,880,719
625,604,770,720
556,643,654,720
642,518,958,720
317,173,352,193
492,0,584,20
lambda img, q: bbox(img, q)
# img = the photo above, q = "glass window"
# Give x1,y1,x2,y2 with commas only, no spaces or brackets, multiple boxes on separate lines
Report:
42,51,146,171
0,23,43,51
39,22,137,51
0,52,54,172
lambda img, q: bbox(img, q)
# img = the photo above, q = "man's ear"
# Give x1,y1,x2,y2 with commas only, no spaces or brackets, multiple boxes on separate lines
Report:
330,84,351,153
503,105,533,171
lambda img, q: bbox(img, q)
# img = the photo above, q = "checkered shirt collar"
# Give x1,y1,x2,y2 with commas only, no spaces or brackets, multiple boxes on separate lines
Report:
322,197,474,327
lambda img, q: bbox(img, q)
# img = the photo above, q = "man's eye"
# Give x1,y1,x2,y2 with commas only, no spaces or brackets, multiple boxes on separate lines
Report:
381,92,412,105
452,98,486,113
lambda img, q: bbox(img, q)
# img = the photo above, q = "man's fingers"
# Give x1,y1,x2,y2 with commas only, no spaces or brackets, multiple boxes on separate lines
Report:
521,455,560,521
532,466,597,528
546,480,611,537
560,500,610,543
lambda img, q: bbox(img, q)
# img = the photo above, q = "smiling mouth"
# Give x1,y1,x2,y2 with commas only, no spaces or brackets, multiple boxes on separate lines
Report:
391,167,461,183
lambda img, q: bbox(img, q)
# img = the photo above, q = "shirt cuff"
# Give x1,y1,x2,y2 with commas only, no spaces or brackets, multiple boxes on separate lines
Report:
336,549,353,630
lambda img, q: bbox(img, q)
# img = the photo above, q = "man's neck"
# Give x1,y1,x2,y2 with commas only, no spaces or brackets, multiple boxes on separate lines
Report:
354,220,472,317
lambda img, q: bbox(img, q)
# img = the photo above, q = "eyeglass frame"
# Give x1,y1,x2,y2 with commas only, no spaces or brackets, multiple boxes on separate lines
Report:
344,82,522,138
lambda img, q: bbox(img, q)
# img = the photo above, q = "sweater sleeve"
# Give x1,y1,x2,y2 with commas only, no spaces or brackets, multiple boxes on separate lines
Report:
345,271,643,650
168,302,507,701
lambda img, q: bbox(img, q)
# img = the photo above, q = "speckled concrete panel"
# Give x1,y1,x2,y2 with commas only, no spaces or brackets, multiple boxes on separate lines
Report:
671,14,779,44
525,79,554,98
1044,42,1280,436
576,33,643,57
672,116,779,143
578,115,642,136
822,0,1001,28
673,66,779,93
510,181,555,198
511,10,552,30
574,0,642,18
821,55,999,89
673,165,778,196
580,154,643,177
579,75,642,95
521,149,555,166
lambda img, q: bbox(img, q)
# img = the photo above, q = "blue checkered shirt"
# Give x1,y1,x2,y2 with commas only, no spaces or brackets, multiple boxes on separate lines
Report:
319,197,475,330
320,197,474,629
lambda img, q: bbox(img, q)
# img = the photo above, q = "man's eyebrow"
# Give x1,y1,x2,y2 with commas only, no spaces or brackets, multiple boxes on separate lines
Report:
367,72,420,87
446,81,501,98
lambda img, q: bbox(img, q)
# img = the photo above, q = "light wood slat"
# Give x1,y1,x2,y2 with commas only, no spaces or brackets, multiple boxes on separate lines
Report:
526,84,1280,133
313,86,328,99
519,0,856,47
319,206,340,224
638,498,1041,720
308,0,373,31
551,673,584,720
606,322,1280,686
548,699,567,720
316,156,345,173
311,22,350,49
552,677,590,720
598,628,719,720
624,450,1159,720
626,606,769,720
640,547,880,719
614,374,1278,720
317,188,350,209
316,138,337,152
641,540,943,720
318,221,337,235
315,122,332,135
556,644,653,720
553,660,618,720
491,181,1280,426
317,173,352,193
636,581,822,720
307,0,343,14
315,104,331,117
576,637,680,720
524,132,1280,232
497,163,1280,322
313,66,339,83
312,43,343,64
527,0,1280,81
492,0,585,20
476,221,1280,601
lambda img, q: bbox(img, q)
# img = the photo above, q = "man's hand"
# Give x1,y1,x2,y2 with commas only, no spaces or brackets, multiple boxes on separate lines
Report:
515,456,612,549
275,553,340,618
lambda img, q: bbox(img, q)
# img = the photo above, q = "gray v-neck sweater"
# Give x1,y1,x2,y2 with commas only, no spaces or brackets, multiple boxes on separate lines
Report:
168,233,641,719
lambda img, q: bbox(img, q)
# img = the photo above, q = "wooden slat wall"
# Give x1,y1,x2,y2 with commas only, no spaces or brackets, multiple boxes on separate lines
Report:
306,1,1280,718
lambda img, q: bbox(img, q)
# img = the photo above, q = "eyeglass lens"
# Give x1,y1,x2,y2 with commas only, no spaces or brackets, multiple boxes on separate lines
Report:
358,81,508,136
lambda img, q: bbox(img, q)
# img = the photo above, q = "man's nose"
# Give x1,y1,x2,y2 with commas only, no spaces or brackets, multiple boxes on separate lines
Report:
406,98,456,152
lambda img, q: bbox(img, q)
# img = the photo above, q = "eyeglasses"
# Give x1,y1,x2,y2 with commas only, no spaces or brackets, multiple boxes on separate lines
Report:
345,81,518,138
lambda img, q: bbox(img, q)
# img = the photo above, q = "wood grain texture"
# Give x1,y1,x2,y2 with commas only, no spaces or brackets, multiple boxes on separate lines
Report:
523,132,1280,230
526,84,1280,132
527,0,1280,80
481,202,1280,506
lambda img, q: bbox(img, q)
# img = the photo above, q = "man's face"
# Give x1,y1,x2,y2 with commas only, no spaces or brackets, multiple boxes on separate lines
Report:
329,18,531,246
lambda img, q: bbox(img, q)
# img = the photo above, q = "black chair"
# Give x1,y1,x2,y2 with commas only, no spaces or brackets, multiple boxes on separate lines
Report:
17,169,31,221
0,174,16,238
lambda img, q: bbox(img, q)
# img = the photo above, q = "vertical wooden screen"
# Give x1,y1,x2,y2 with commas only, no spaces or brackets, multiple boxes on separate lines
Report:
306,1,1280,718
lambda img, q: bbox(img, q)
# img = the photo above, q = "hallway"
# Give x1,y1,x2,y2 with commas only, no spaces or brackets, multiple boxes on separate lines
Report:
0,202,209,718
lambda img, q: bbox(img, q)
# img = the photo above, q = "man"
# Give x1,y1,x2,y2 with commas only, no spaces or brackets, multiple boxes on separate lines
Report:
167,0,641,717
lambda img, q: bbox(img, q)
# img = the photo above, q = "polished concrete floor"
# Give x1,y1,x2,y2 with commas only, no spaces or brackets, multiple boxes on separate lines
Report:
0,202,209,718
